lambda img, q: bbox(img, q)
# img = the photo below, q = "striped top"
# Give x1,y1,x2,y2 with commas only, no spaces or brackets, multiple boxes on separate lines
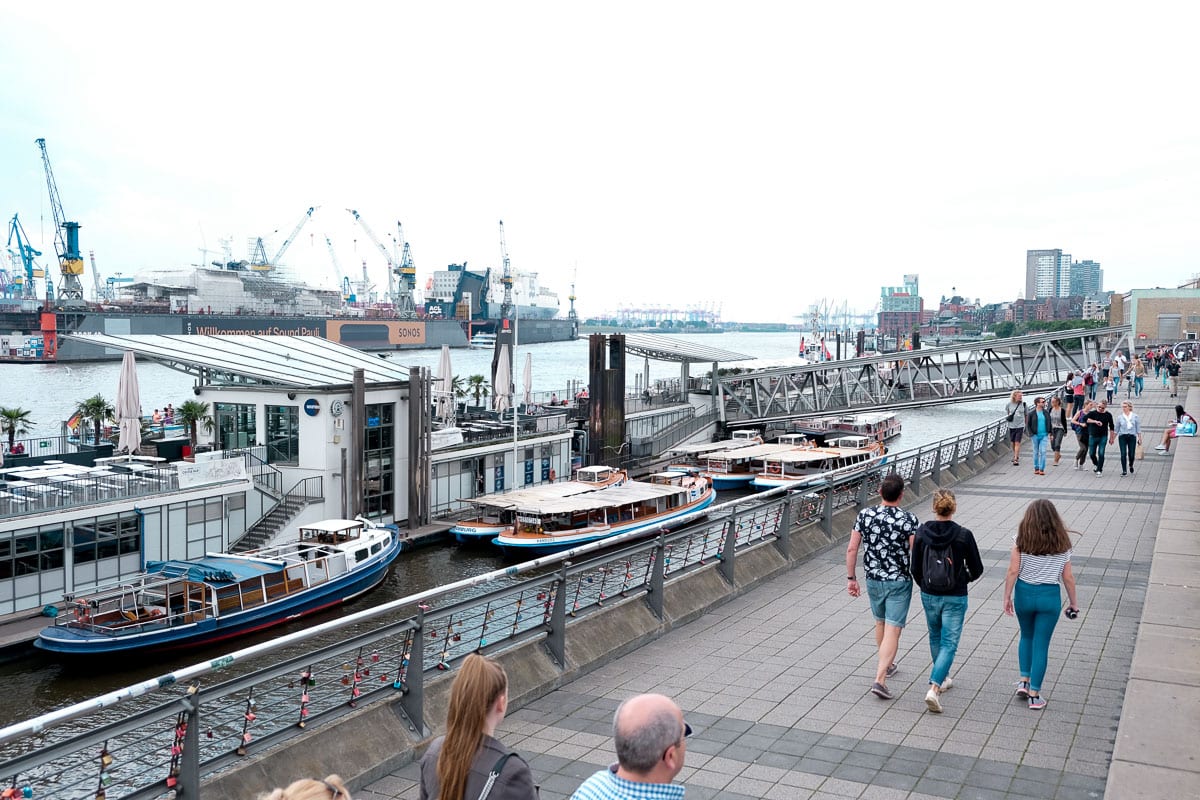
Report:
1018,549,1072,585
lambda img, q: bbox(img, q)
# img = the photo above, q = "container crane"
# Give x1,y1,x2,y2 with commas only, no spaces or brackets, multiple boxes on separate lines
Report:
498,220,514,320
35,137,87,305
6,214,43,299
346,209,415,318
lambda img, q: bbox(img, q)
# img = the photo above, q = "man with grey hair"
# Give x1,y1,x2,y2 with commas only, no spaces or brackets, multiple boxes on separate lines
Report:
571,693,690,799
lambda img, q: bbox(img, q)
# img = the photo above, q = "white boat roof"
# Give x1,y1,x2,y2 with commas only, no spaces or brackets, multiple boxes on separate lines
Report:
469,479,620,509
771,448,876,463
510,481,692,515
706,443,801,460
837,412,896,424
669,438,760,456
300,519,366,533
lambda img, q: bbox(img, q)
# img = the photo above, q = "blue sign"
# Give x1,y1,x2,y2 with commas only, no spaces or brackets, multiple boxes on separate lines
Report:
541,457,551,481
304,398,321,417
494,464,505,492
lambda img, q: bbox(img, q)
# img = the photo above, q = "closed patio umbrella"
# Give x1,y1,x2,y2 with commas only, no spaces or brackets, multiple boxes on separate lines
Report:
116,350,142,454
436,344,454,423
522,352,533,408
492,344,512,413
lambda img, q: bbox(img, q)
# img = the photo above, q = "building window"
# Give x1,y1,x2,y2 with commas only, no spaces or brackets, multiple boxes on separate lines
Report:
73,514,140,565
363,402,395,519
216,403,257,451
266,405,300,465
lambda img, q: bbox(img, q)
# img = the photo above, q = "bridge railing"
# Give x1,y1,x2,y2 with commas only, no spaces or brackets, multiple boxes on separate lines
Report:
0,416,1010,800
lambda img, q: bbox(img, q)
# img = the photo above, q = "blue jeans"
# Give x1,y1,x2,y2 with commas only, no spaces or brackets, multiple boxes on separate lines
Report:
1088,434,1108,471
1134,376,1144,396
1014,580,1061,693
922,593,967,687
1031,433,1048,471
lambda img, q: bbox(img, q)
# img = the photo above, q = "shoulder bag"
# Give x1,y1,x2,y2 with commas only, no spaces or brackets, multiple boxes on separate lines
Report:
477,752,520,800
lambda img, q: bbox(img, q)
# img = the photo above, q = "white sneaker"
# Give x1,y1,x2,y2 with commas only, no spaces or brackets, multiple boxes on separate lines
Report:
925,686,943,713
940,677,953,692
1155,444,1167,450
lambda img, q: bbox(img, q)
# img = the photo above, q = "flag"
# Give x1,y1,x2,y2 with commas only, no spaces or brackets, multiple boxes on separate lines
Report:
822,337,832,361
66,412,82,431
799,336,805,356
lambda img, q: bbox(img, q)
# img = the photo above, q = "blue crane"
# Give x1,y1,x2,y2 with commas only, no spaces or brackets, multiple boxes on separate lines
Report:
6,214,43,300
346,209,416,318
35,137,86,304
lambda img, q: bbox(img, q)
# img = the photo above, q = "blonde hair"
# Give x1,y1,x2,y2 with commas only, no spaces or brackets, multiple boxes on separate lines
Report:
1009,390,1023,404
258,775,350,800
438,654,508,800
931,489,956,517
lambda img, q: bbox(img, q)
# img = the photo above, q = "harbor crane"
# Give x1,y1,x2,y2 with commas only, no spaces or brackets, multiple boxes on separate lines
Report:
6,214,43,299
35,137,87,305
346,209,416,317
498,220,514,320
325,235,354,301
248,206,319,273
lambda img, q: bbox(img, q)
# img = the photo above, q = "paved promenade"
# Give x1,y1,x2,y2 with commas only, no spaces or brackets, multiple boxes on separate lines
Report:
362,387,1190,800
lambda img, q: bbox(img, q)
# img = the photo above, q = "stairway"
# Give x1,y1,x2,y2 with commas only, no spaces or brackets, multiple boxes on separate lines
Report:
231,496,311,553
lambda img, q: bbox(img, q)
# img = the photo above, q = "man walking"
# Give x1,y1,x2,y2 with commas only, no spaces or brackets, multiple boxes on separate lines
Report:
846,473,919,700
572,693,689,800
1167,358,1181,397
1085,400,1116,476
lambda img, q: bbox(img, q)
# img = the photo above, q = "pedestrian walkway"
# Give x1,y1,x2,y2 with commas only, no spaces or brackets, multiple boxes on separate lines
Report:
361,387,1188,800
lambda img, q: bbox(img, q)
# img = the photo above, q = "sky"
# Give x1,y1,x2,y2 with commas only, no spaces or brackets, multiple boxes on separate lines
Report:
1,2,1197,324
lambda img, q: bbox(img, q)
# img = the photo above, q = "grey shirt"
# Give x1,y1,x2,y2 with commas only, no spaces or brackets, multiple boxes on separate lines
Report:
420,733,538,800
1005,400,1027,430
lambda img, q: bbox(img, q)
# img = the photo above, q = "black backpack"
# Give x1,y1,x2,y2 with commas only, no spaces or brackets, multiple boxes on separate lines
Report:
921,537,959,592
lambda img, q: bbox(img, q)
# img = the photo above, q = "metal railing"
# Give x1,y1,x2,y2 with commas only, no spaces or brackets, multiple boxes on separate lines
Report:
0,467,180,520
0,415,1010,799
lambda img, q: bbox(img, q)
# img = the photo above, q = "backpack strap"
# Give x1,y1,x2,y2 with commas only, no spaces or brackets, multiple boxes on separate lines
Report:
476,752,520,800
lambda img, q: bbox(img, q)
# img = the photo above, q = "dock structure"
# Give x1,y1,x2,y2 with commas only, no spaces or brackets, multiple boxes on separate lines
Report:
359,383,1193,799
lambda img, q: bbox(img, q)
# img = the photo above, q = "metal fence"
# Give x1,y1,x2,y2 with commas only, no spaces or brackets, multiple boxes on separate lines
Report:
0,415,1010,800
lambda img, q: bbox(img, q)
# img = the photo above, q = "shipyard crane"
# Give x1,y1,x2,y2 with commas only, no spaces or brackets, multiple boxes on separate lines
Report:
89,251,103,301
270,206,319,268
35,137,87,305
498,220,514,320
6,214,43,300
394,221,418,314
346,209,416,317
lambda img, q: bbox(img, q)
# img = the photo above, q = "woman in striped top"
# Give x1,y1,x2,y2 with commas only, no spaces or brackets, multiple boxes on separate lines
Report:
1002,500,1080,710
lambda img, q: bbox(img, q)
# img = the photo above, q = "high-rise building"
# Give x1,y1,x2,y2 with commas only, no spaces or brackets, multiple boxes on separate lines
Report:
1025,249,1072,299
879,274,923,346
1070,260,1103,296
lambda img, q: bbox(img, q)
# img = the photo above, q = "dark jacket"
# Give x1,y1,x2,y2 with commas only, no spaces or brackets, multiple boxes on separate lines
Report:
1085,409,1115,437
1025,407,1053,435
911,520,984,597
420,734,538,800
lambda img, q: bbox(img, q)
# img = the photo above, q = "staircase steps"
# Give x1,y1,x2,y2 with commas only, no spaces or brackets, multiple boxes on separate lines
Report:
231,497,310,553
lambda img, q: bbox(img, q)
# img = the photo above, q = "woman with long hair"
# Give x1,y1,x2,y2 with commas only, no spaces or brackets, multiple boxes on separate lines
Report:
1003,500,1080,710
258,775,350,800
1155,405,1196,454
1004,390,1027,466
419,654,537,800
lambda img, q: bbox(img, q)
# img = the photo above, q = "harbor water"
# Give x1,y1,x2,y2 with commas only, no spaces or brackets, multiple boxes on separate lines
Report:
0,332,1007,727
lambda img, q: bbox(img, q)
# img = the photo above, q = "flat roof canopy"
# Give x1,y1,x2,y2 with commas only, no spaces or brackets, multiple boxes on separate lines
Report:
611,333,754,364
62,333,413,388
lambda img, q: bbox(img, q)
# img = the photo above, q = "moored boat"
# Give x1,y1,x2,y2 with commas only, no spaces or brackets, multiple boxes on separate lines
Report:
35,517,402,655
831,411,902,443
751,434,884,491
449,466,627,543
666,430,761,477
697,438,804,490
491,472,715,555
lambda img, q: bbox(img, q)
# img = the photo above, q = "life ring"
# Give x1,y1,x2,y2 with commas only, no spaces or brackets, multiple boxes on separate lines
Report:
767,463,782,475
74,601,90,623
549,469,556,481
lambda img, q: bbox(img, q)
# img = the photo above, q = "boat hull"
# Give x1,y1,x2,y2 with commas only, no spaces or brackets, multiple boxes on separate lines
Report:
707,473,756,490
34,538,403,655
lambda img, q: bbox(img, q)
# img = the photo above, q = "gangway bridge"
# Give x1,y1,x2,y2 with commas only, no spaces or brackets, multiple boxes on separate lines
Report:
702,325,1135,429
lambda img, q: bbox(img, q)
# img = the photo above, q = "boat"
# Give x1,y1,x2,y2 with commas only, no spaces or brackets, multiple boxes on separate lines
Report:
694,439,807,490
34,517,402,655
491,471,715,555
449,466,628,543
830,411,902,443
666,430,761,477
470,331,497,348
751,434,884,491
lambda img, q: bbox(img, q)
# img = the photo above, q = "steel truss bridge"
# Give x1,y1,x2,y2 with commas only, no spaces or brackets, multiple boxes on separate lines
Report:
710,326,1135,429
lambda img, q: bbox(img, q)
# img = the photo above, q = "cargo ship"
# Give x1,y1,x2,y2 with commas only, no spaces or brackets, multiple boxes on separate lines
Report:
0,263,577,362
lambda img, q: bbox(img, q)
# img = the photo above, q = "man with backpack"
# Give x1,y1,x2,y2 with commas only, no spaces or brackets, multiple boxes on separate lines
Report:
911,489,984,714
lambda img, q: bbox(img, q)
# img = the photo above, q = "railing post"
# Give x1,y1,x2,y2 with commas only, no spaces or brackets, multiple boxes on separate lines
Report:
179,686,201,798
931,445,943,486
773,497,791,557
821,486,834,538
857,465,875,508
547,564,568,666
718,514,738,584
401,610,426,736
910,453,921,496
648,535,665,619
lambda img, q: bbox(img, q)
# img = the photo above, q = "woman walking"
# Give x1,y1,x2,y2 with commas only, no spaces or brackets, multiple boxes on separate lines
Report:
1005,390,1028,466
1114,400,1142,476
1025,396,1052,475
1003,500,1080,710
1071,400,1093,470
911,489,984,714
420,654,538,800
1048,396,1068,467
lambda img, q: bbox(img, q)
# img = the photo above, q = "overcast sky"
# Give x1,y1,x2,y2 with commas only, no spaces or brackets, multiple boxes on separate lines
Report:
2,2,1197,323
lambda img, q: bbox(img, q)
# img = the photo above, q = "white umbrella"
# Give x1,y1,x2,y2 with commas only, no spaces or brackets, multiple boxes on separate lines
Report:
116,350,142,454
522,352,533,408
435,345,454,423
492,343,512,413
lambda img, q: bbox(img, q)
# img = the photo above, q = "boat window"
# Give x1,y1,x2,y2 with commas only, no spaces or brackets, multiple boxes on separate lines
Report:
355,548,369,561
371,542,382,555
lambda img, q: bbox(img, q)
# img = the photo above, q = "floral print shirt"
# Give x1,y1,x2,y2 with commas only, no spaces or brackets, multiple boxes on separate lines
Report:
854,504,918,581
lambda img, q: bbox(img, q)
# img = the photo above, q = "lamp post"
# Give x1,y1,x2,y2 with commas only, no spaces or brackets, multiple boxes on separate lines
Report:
512,294,519,485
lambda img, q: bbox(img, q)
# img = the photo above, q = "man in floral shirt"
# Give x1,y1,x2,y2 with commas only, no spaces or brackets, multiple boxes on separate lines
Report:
845,473,919,700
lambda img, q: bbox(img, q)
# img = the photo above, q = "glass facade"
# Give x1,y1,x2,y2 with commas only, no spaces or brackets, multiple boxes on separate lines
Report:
363,402,395,519
266,405,300,465
216,402,257,451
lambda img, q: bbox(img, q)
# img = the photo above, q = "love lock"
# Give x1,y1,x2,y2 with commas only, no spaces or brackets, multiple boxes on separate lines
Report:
371,652,381,662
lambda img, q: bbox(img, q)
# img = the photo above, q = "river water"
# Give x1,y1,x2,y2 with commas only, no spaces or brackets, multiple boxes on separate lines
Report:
0,332,1007,727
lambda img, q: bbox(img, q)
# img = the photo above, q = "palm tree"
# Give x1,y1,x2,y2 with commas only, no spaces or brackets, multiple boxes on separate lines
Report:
451,374,466,400
0,407,34,452
466,374,489,407
75,395,115,447
177,400,214,446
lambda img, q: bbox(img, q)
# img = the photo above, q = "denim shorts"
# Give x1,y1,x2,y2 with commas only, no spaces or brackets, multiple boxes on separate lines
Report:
866,578,913,628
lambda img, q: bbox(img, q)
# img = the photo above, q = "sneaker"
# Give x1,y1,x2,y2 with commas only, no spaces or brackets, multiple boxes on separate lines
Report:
1160,450,1170,456
940,677,953,692
1015,680,1030,699
886,662,898,679
925,687,943,713
1028,696,1047,711
1121,471,1127,476
871,682,893,700
1074,464,1082,471
1155,444,1167,450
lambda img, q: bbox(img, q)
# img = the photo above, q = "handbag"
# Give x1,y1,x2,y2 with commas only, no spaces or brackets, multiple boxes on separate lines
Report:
1136,442,1145,460
477,752,520,800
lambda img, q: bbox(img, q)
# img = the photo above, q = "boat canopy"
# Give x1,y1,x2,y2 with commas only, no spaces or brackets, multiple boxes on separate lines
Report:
668,438,759,456
707,443,800,460
467,478,622,509
146,556,277,584
509,482,692,515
